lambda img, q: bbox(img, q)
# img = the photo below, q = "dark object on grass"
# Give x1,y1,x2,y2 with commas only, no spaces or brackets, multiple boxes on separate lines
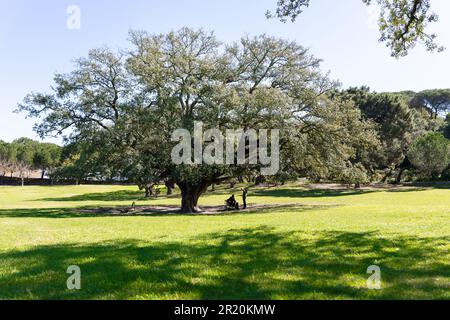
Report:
225,195,239,210
120,202,136,214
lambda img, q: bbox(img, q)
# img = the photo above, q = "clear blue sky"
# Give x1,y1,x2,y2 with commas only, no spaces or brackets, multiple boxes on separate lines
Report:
1,0,450,143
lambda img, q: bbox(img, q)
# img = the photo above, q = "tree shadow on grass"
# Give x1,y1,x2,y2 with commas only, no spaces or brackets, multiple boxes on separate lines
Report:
36,186,370,203
406,182,450,190
0,204,337,219
29,183,450,204
250,188,372,199
37,190,158,202
0,226,448,300
0,208,90,219
253,185,450,198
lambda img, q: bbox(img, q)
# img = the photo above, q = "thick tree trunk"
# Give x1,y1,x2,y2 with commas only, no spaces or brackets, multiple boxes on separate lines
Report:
144,185,154,198
178,182,210,213
395,157,412,185
165,180,176,196
381,169,392,183
396,168,405,185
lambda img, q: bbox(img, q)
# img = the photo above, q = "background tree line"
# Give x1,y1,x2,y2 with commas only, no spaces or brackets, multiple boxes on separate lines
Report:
335,87,450,184
0,138,61,185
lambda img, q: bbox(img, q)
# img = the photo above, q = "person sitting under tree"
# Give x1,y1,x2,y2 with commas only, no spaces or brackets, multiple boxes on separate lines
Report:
225,195,240,210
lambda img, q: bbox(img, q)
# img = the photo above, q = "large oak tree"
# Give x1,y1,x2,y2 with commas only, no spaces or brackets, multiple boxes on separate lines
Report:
19,28,376,212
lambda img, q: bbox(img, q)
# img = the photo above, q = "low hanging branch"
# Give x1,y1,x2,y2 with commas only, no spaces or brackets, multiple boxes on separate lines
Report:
268,0,444,57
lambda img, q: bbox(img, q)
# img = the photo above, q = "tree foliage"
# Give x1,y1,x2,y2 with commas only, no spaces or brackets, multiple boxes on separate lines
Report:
444,114,450,139
268,0,444,57
339,88,415,180
0,139,61,181
408,132,450,179
411,89,450,119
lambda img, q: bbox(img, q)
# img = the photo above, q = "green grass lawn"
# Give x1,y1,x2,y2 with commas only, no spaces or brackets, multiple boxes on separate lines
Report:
0,183,449,300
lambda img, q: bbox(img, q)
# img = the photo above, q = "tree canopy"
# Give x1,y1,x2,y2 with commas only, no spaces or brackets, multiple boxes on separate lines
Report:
411,89,450,119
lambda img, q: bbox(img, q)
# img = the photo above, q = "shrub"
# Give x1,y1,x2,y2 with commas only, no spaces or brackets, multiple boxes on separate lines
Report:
408,132,450,179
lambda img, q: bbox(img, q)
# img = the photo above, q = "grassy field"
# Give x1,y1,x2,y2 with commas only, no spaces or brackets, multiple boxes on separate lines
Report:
0,183,448,300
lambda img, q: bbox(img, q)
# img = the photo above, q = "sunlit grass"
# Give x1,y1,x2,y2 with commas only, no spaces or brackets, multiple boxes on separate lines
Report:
0,183,448,299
